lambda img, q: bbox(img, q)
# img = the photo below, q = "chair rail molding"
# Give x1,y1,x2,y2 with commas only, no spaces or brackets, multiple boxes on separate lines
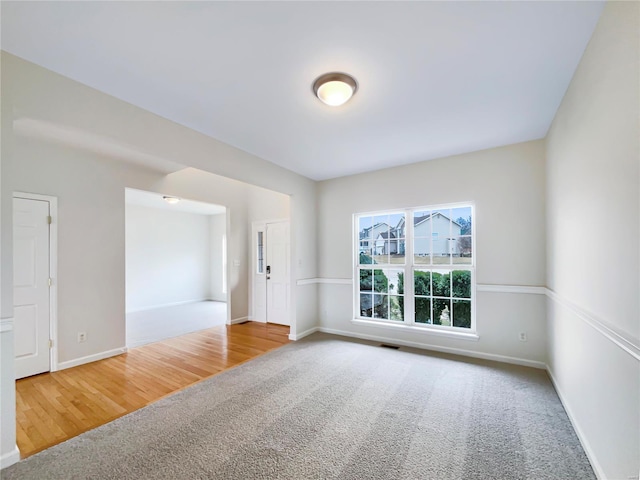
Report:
296,278,352,286
301,278,639,361
476,284,546,295
545,287,640,362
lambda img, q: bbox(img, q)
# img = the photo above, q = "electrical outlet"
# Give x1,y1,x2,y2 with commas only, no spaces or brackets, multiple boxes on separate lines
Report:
519,332,527,342
78,332,87,343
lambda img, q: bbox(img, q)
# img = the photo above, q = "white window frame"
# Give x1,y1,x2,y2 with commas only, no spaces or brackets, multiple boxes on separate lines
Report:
352,202,477,340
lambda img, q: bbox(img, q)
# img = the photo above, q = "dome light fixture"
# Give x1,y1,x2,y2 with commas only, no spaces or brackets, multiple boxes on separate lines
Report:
312,72,358,107
162,195,181,205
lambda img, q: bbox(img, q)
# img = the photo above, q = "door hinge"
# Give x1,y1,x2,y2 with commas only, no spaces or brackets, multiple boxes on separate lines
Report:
48,278,53,287
47,215,52,224
49,339,53,348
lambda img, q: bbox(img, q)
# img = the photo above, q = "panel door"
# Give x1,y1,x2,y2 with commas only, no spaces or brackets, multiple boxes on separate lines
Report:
14,197,51,379
266,222,289,326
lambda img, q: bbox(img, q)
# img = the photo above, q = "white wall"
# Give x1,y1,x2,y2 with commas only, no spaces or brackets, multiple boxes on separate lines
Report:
0,135,162,467
126,205,214,312
155,168,290,324
3,145,290,363
4,6,636,477
317,140,547,365
545,2,639,478
0,52,311,467
0,52,303,356
209,213,226,302
0,62,20,468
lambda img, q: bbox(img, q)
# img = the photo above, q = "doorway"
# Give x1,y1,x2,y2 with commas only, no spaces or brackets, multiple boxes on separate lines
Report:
13,193,57,379
125,188,229,347
252,220,290,326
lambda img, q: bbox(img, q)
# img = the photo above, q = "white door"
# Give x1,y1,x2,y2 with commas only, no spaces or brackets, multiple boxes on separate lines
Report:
13,197,51,379
266,221,289,326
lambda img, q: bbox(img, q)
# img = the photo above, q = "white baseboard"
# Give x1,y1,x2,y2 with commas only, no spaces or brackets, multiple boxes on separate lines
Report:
57,347,127,371
230,316,249,325
289,327,319,341
126,298,214,314
0,445,20,469
318,327,546,369
546,365,605,480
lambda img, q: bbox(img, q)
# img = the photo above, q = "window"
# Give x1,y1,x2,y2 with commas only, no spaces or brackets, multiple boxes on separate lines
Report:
355,204,474,331
257,231,264,274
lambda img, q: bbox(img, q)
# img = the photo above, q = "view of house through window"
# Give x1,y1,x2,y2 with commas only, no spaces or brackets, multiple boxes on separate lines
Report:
356,204,474,330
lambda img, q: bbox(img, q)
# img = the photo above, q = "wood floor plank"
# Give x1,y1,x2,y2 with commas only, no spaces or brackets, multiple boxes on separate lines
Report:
15,322,290,458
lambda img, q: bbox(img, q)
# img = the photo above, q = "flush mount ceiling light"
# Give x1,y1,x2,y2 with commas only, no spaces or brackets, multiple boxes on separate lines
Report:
312,72,358,106
162,195,180,204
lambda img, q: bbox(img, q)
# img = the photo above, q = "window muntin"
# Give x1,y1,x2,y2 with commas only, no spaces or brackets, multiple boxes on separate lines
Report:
358,212,406,266
414,269,472,328
355,204,474,331
359,268,404,321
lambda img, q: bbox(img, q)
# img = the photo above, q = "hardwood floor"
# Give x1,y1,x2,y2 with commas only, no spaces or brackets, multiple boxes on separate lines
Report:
16,322,290,458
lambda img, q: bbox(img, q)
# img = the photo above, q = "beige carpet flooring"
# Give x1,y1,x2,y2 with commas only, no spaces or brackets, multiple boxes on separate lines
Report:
3,333,594,479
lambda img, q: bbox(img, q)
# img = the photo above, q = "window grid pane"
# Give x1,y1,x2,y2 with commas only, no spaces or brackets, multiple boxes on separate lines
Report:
453,299,471,328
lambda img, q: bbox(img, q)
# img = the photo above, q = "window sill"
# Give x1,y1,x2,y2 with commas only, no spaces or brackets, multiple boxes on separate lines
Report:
351,318,480,342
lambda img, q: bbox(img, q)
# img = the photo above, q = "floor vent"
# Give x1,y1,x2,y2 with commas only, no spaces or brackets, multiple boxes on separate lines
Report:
237,321,250,325
380,344,400,350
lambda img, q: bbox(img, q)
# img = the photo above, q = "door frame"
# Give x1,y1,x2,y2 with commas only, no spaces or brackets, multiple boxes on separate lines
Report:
13,192,59,372
250,218,289,324
224,209,231,325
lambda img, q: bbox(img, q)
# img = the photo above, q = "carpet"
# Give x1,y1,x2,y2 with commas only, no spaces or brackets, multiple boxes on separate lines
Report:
3,333,595,479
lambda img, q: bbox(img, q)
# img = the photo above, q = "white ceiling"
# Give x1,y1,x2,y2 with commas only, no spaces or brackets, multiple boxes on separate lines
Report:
1,1,604,181
125,188,225,216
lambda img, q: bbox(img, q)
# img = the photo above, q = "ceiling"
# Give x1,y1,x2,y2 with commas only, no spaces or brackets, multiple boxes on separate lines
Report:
125,188,225,216
1,1,604,181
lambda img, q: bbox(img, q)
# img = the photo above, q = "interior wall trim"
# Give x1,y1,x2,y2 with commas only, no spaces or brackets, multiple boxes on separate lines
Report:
318,326,546,369
546,365,605,480
477,284,546,295
126,298,216,314
302,278,639,361
296,278,352,286
0,445,20,469
290,326,320,341
230,316,249,325
298,278,548,294
0,318,14,333
546,288,640,362
57,347,127,371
